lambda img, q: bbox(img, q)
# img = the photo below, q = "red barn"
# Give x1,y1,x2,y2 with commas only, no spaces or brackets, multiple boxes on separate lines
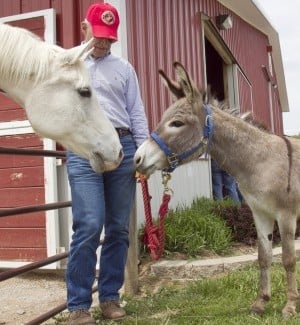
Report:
0,0,288,267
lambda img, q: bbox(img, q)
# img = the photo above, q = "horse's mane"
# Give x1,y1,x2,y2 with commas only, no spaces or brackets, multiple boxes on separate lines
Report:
0,23,63,86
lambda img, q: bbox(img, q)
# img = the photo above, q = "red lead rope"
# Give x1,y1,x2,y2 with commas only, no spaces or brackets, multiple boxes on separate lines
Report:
138,174,172,260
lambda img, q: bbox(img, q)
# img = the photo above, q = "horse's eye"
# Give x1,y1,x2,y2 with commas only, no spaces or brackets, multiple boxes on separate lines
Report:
169,120,184,127
77,87,91,98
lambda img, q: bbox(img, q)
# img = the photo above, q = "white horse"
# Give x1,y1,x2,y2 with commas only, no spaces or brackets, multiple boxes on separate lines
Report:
134,62,300,318
0,23,123,173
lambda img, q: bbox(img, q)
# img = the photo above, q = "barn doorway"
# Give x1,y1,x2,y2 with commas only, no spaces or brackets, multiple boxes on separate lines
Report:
205,37,225,101
203,23,240,201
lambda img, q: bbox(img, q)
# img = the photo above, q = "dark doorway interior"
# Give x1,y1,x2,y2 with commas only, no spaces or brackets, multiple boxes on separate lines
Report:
205,37,225,101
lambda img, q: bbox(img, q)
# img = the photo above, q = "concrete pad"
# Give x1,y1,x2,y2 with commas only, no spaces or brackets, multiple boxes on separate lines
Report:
151,240,300,280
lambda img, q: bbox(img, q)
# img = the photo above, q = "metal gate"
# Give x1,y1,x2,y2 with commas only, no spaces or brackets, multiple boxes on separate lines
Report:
0,146,72,324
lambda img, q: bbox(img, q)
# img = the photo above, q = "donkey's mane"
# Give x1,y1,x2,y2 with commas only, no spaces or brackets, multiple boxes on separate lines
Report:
206,93,270,133
0,24,62,86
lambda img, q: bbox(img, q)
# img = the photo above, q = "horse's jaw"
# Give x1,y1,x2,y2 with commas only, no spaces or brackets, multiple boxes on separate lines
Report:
134,140,168,176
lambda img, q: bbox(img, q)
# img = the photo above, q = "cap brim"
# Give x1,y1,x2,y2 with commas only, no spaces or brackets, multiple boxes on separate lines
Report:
92,25,118,41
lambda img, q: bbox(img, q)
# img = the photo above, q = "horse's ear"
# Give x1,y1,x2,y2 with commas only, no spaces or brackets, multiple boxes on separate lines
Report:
158,69,184,99
173,62,200,104
60,38,94,65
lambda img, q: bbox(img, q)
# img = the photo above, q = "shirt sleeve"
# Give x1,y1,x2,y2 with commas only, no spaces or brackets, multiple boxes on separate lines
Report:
125,64,150,147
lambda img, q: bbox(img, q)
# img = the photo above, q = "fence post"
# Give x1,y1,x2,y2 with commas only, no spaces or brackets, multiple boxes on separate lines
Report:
124,200,139,295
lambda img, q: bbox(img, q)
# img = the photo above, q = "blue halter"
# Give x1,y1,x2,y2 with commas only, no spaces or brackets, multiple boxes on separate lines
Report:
151,104,214,172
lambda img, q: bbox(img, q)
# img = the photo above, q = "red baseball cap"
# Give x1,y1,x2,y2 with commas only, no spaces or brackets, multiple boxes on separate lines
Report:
86,2,120,42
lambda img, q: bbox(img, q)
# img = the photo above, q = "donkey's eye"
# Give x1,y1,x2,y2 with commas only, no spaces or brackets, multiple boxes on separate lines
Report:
77,87,91,98
169,120,184,127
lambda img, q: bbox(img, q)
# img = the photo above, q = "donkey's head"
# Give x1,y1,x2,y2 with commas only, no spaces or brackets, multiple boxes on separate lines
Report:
134,62,208,176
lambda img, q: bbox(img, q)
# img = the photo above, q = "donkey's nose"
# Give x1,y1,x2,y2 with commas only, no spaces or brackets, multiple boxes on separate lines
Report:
134,153,143,168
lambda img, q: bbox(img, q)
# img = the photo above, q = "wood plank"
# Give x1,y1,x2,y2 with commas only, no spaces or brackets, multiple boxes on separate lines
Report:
0,134,42,147
0,248,47,261
0,155,43,169
0,109,27,122
0,187,45,208
0,228,46,248
0,213,45,228
0,0,20,18
0,166,44,188
0,134,44,168
0,93,22,109
21,1,50,17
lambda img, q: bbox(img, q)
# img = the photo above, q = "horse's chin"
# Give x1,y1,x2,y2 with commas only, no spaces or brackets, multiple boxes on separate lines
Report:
89,154,121,174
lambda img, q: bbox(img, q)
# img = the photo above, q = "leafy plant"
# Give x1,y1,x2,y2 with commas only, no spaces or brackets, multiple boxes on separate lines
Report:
140,197,234,257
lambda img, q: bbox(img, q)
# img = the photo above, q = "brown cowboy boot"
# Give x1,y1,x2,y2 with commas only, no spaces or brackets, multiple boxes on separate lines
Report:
68,309,96,325
100,301,126,320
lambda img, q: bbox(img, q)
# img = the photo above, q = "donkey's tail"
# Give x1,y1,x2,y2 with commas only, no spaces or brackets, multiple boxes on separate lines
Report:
282,136,292,193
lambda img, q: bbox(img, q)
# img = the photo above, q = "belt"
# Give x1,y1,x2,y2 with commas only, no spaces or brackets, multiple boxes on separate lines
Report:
115,128,131,137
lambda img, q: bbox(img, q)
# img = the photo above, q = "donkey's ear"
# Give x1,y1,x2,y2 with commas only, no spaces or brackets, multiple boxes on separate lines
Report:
158,69,185,99
174,62,203,114
173,62,195,103
60,38,94,65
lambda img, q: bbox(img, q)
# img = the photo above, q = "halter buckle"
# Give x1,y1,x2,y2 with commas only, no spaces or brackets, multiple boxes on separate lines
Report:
167,153,179,167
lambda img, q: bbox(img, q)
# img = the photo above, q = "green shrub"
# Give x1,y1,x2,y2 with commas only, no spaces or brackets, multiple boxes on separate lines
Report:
163,198,233,256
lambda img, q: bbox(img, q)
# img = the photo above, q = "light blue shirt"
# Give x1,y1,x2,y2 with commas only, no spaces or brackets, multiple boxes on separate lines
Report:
85,53,149,147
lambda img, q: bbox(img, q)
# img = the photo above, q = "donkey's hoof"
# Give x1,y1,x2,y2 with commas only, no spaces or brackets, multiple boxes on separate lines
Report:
250,303,265,316
282,306,297,319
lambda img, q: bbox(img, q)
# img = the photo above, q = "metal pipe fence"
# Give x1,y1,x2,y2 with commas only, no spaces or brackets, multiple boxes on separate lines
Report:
0,146,71,324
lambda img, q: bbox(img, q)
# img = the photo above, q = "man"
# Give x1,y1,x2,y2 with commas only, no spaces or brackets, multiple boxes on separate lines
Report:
66,2,149,324
211,159,240,204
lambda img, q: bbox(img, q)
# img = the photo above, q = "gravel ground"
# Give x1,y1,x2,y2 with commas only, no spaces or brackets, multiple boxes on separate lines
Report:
0,271,67,325
0,260,158,325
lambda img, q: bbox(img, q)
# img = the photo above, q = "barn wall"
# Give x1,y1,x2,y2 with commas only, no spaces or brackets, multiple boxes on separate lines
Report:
0,0,283,133
0,0,285,263
0,134,47,261
125,0,283,134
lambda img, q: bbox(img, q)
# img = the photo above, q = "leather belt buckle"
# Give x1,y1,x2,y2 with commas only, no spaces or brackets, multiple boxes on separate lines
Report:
115,128,131,137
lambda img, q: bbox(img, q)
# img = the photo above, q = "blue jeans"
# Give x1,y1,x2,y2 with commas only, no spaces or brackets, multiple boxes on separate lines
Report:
66,135,137,311
211,159,240,204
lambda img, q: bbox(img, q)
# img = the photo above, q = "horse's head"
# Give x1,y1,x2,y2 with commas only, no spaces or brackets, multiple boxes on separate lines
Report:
23,40,123,173
134,62,208,176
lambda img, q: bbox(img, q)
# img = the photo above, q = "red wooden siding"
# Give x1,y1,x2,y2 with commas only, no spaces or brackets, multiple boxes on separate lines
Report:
237,68,253,113
0,94,26,123
0,16,45,122
0,134,46,261
126,0,204,131
125,0,283,134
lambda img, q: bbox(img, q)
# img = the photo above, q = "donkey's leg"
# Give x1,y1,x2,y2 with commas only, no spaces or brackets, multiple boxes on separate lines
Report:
277,217,298,318
251,215,274,315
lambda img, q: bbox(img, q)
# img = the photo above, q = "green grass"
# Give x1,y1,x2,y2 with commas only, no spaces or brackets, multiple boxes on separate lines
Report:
53,263,300,324
52,198,300,324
